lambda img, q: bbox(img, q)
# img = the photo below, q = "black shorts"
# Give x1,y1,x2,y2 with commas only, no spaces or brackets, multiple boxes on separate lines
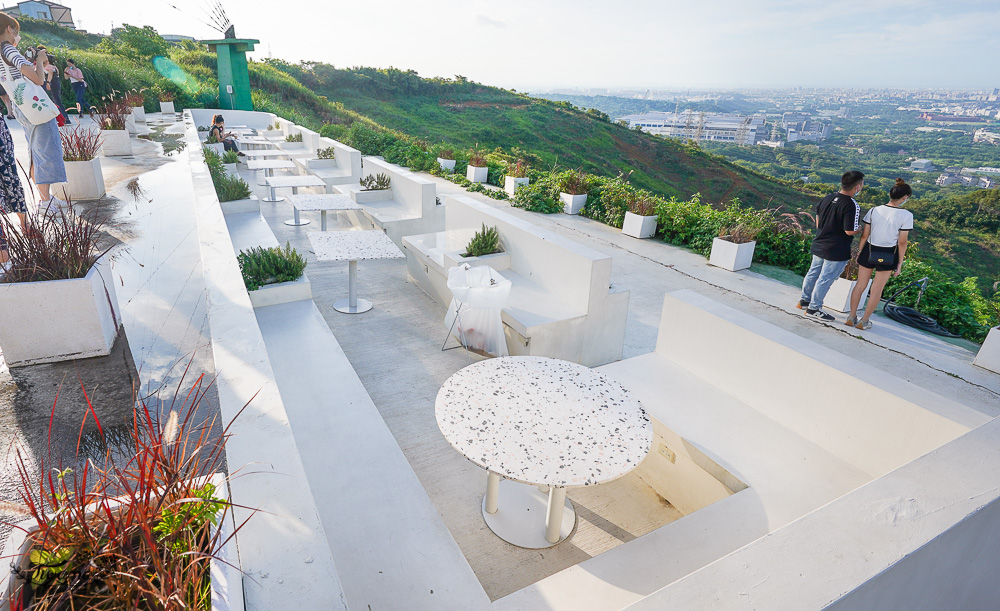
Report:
858,242,897,272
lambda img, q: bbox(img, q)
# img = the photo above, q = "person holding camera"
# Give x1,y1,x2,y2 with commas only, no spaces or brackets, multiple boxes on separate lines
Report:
43,52,70,125
0,15,66,210
0,15,28,226
64,58,88,116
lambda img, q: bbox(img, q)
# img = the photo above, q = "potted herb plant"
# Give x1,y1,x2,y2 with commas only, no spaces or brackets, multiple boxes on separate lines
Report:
558,169,590,214
437,148,457,173
263,122,283,138
238,242,311,307
459,223,506,261
307,146,338,170
621,194,658,239
0,373,244,610
825,245,871,313
58,126,105,200
205,147,257,214
283,132,304,149
466,149,489,183
354,172,392,204
708,222,761,271
222,149,241,177
504,161,530,195
159,90,175,114
0,204,120,366
98,96,132,156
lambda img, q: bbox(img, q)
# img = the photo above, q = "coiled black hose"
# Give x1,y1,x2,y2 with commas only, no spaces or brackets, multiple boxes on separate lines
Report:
881,277,961,338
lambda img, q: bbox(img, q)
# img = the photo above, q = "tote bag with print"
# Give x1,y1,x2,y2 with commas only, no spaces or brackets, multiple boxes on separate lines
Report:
0,52,59,125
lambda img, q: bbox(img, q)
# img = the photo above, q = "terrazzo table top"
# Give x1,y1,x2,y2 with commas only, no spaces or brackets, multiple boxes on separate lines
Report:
246,159,296,170
241,149,291,158
435,356,652,487
308,231,405,262
264,175,328,188
289,194,362,212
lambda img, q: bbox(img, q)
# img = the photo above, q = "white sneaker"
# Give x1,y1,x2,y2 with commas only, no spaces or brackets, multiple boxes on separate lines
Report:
37,197,66,216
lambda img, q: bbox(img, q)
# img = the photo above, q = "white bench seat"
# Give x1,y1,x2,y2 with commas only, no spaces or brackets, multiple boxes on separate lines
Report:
502,270,586,335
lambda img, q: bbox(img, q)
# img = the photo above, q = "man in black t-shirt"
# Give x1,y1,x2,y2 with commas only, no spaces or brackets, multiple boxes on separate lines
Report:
798,170,864,322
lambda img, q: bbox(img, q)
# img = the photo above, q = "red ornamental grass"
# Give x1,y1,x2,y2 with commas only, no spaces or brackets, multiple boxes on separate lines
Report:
60,126,103,162
0,201,110,283
99,95,132,131
6,364,253,610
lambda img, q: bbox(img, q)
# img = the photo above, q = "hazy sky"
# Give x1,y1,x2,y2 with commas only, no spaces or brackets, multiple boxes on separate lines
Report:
66,0,999,91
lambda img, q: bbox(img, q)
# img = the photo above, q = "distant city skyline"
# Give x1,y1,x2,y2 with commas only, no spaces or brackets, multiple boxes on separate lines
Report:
66,0,1000,90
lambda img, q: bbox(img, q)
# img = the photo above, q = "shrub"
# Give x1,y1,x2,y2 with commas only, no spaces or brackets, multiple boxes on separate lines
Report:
557,169,590,195
360,173,391,190
61,126,102,162
437,148,455,160
317,147,336,160
98,94,131,130
222,149,240,164
205,132,220,144
511,181,561,214
214,173,251,202
238,242,307,290
718,222,761,244
468,148,488,167
463,224,503,258
506,160,529,178
285,133,303,142
883,261,995,342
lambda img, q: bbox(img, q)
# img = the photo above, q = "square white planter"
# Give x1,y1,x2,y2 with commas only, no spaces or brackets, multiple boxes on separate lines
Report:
223,162,239,178
825,277,872,313
204,142,225,156
974,327,1000,374
159,101,175,114
560,192,588,215
437,158,456,172
100,129,132,156
622,211,657,239
282,140,305,150
0,473,239,611
504,176,529,195
57,157,105,201
0,260,120,366
125,114,137,134
263,129,284,139
131,107,145,122
708,237,756,272
220,195,260,215
467,165,488,183
353,188,393,204
248,275,312,308
306,158,338,170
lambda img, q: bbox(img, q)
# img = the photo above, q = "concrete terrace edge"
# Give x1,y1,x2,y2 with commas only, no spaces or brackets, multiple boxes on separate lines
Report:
183,111,349,610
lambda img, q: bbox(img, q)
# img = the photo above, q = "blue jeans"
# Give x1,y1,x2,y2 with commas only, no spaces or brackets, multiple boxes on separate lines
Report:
800,255,847,311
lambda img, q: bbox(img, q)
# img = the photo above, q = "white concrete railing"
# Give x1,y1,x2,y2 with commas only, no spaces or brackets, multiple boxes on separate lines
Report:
339,156,442,244
183,111,348,611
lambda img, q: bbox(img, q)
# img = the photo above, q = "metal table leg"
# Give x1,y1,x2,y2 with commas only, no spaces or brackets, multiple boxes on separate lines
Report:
284,205,310,226
333,259,372,313
485,472,500,514
545,487,568,543
263,183,284,203
321,210,328,231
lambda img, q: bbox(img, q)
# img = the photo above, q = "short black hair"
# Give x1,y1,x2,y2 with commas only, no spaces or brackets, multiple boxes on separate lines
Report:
841,170,865,190
889,178,912,200
67,58,75,64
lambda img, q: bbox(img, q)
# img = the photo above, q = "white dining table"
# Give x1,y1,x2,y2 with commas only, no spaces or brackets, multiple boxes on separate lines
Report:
263,175,328,203
307,231,405,313
246,159,296,185
436,356,652,548
286,193,361,229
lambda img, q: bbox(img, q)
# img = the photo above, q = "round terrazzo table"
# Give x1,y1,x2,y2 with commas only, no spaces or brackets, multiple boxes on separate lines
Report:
435,356,652,548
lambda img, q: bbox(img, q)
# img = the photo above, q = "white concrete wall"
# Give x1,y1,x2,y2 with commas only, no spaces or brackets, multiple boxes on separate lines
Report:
182,112,348,611
317,136,362,179
655,291,986,477
189,109,274,131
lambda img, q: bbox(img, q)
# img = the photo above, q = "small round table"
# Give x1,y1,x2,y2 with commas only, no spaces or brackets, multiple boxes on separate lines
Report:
436,356,652,548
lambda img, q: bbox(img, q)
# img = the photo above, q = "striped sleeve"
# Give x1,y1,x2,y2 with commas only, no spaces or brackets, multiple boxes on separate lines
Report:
1,43,29,70
844,199,860,232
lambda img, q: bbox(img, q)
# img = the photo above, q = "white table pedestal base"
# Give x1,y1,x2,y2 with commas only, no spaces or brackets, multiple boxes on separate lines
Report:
481,479,575,549
334,297,372,314
284,207,310,226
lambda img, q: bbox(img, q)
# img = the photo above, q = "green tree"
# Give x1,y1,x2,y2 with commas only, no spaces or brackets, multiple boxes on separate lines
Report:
97,25,170,62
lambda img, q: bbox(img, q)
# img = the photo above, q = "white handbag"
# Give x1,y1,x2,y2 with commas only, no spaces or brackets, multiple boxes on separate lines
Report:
0,49,59,125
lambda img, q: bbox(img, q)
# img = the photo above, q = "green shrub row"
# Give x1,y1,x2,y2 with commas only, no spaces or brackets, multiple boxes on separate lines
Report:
237,243,307,291
203,147,251,202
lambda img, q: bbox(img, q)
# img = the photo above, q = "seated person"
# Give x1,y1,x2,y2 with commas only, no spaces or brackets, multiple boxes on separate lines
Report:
209,114,242,154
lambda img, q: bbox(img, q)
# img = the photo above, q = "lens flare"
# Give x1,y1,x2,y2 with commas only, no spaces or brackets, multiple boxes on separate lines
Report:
152,56,198,93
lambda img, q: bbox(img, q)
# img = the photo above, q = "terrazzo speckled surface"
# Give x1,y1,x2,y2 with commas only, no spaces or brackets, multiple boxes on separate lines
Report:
264,175,328,188
241,149,291,158
289,194,362,212
246,159,295,170
436,356,652,487
309,230,405,262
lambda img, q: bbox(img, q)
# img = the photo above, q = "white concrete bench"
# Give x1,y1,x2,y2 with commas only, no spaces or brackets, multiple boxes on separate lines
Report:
337,157,443,246
403,194,630,367
292,136,362,188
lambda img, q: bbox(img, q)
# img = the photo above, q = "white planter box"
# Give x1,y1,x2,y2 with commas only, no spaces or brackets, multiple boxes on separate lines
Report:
437,158,456,172
306,158,338,170
159,101,175,114
974,327,1000,374
353,188,393,204
0,473,239,611
204,142,225,156
622,211,657,239
467,165,488,183
100,128,132,156
282,140,305,150
560,192,588,215
248,275,312,308
220,196,259,215
0,260,120,366
504,176,529,195
125,114,136,134
263,129,284,139
58,157,105,200
708,237,756,272
825,277,872,313
131,107,145,122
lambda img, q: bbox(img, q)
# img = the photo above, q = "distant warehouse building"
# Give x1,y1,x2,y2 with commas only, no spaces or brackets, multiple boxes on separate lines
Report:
619,111,765,145
910,159,937,172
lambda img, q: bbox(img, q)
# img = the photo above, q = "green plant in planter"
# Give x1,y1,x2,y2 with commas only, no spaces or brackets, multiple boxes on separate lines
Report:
468,148,488,167
317,147,336,160
360,173,391,191
205,132,220,144
285,133,303,142
506,160,529,178
197,125,210,132
437,148,455,160
463,224,503,258
557,169,591,195
238,242,307,291
222,149,240,164
215,174,251,202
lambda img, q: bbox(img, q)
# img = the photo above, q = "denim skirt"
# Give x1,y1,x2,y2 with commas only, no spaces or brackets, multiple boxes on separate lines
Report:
14,105,66,185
